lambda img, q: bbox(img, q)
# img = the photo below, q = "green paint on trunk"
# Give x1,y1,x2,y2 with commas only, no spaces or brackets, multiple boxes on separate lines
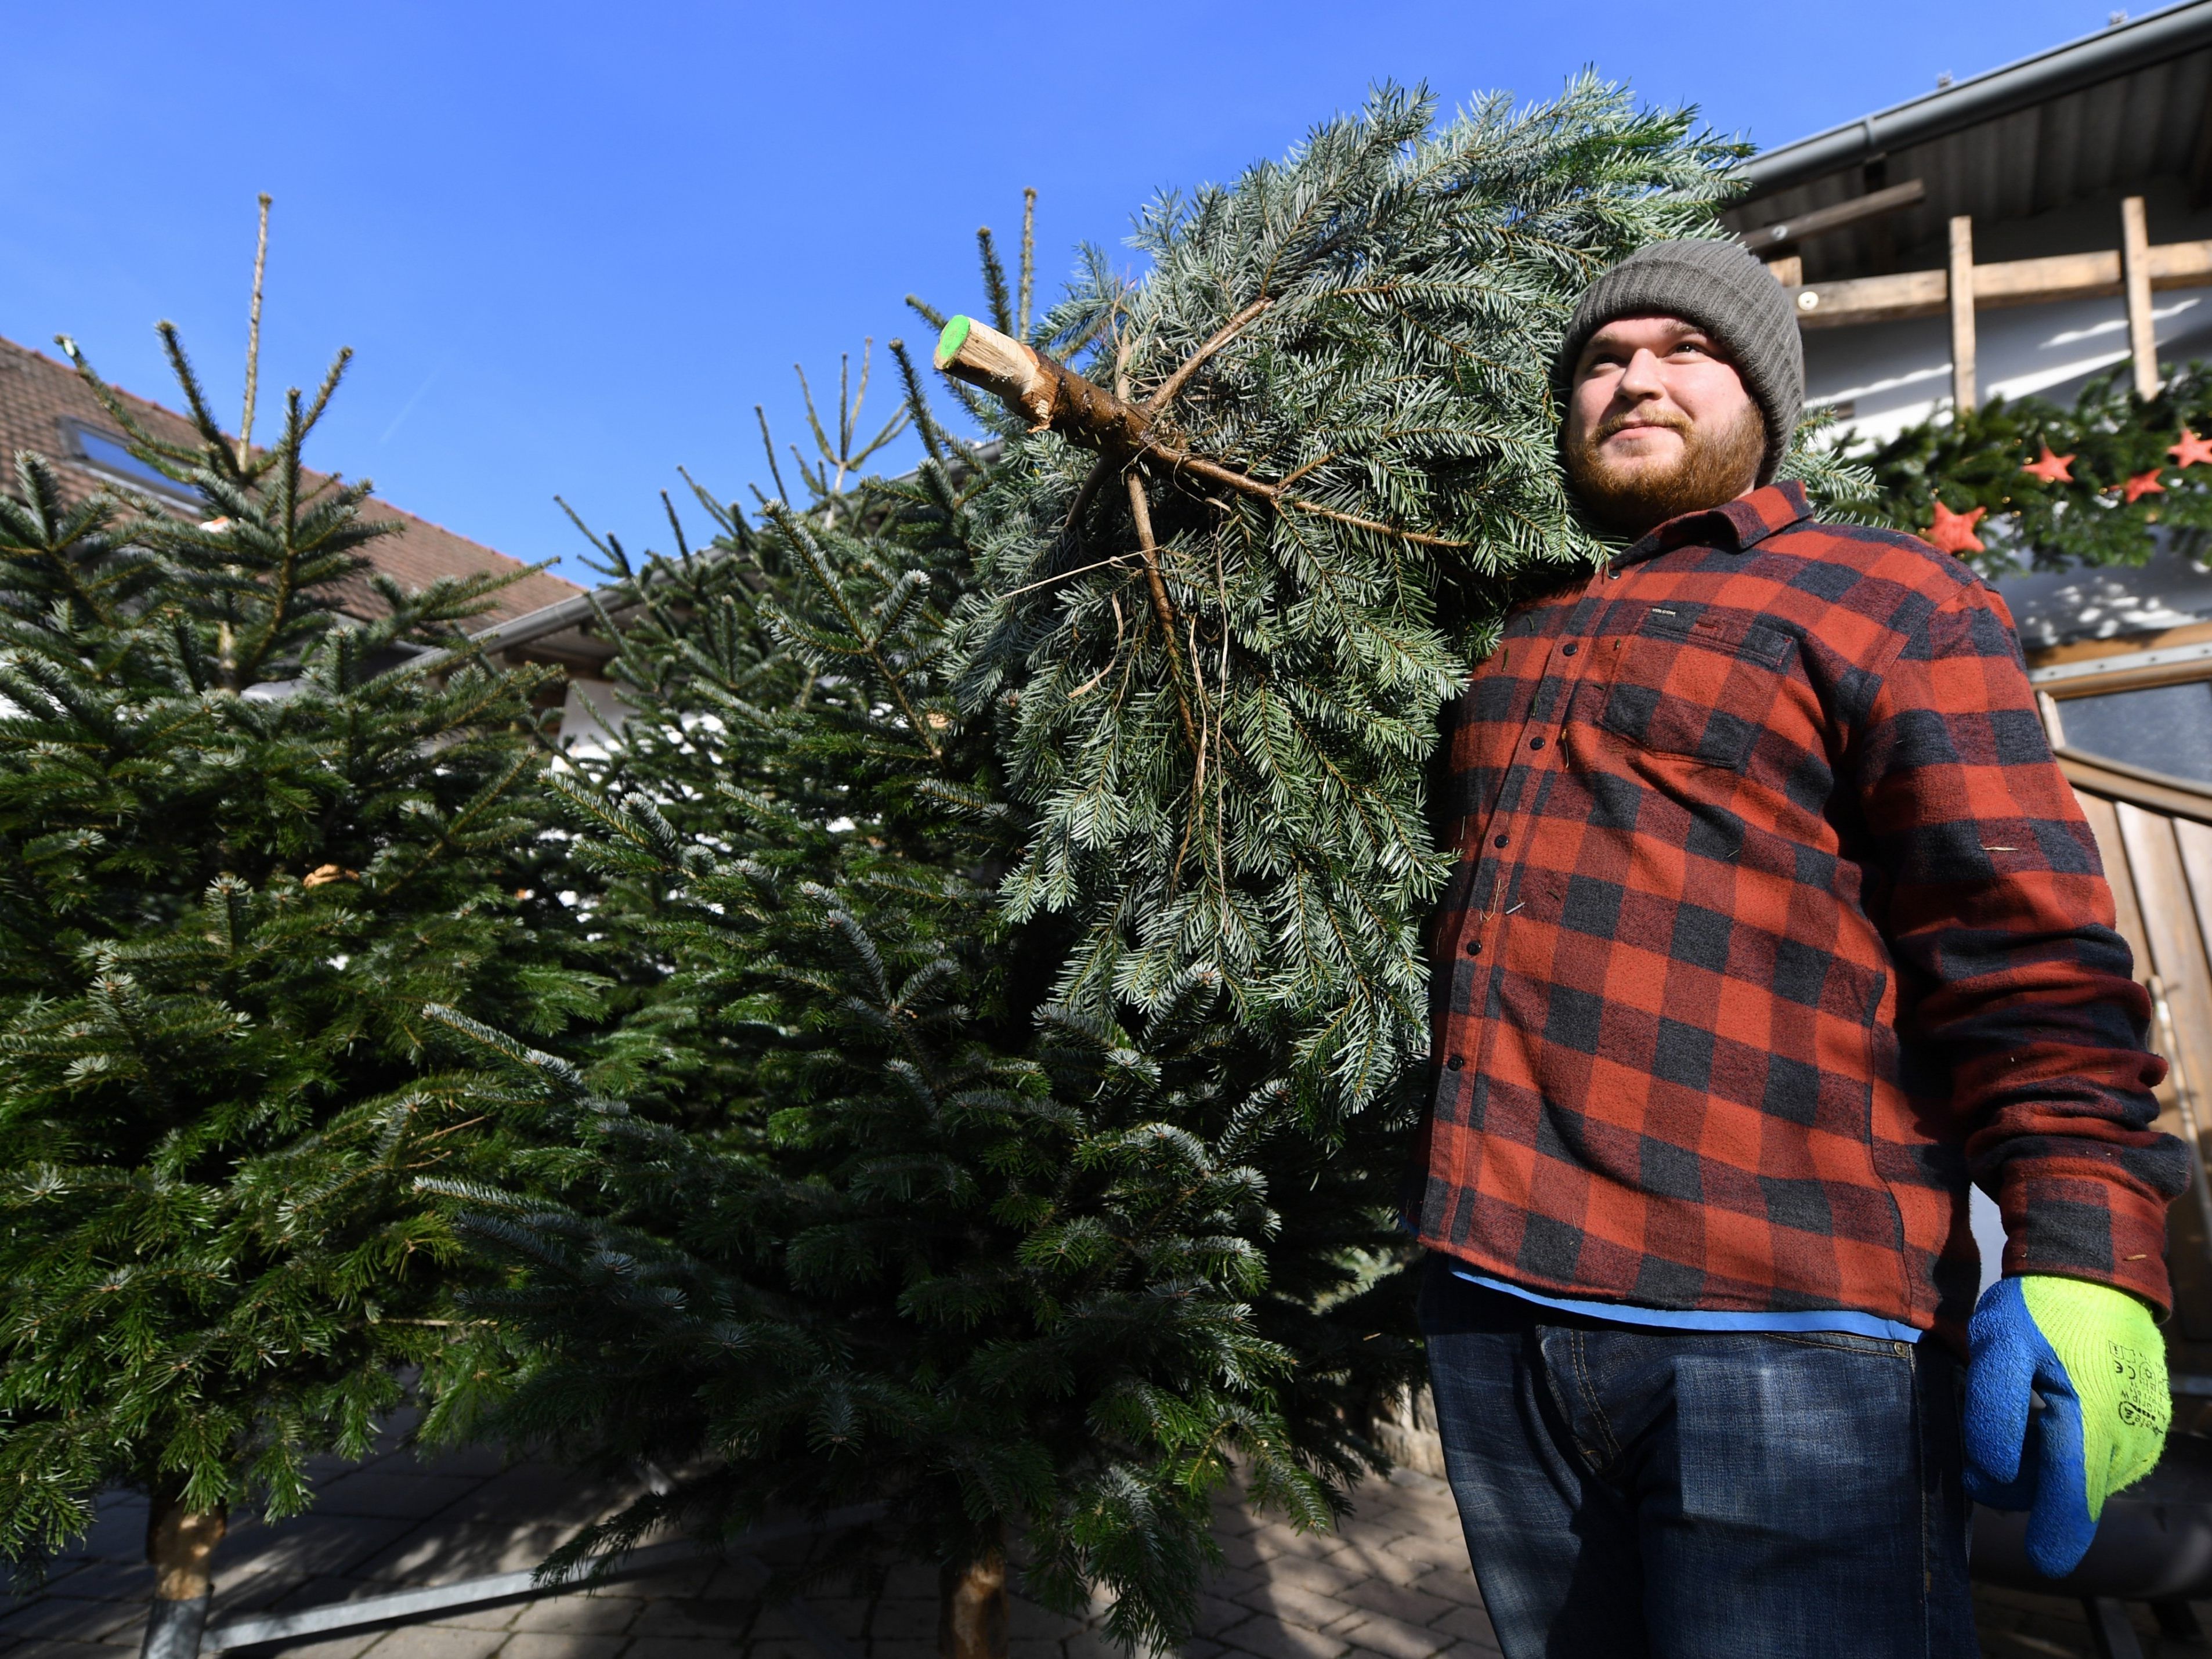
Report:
934,315,973,370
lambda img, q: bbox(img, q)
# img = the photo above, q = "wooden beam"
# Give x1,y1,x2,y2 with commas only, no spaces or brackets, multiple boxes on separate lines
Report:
1949,215,1978,414
2063,748,2212,829
2037,690,2066,750
2152,238,2212,286
1736,180,1928,254
2123,195,2160,400
1789,234,2212,328
2062,747,2212,825
2029,617,2212,675
1763,255,1802,287
1973,249,2123,306
1790,269,1946,327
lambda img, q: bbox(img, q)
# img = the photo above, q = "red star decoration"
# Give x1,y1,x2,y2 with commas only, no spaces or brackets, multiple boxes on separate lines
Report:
1927,500,1987,555
2022,443,2075,483
2120,468,2167,504
2171,428,2212,469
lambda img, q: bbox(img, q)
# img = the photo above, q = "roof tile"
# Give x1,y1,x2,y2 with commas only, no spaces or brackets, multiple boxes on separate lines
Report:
0,333,580,625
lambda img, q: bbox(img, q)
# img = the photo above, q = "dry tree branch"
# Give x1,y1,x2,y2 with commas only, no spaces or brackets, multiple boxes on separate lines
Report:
935,316,1467,550
1143,298,1275,414
935,316,1149,451
1018,187,1037,342
1124,469,1199,754
1116,338,1201,755
1000,551,1142,600
1064,298,1274,531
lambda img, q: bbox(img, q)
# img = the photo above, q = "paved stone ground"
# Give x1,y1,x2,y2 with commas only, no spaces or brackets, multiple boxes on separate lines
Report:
0,1432,2196,1659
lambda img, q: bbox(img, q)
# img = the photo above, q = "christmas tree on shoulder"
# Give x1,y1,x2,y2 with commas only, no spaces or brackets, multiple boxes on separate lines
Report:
420,76,1854,1659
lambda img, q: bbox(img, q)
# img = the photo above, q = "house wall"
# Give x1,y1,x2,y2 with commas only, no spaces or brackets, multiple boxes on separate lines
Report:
1808,180,2212,444
1798,169,2212,1322
1800,182,2212,647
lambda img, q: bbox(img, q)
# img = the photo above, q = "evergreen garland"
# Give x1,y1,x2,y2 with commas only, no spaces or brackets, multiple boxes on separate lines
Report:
0,332,579,1582
1844,361,2212,574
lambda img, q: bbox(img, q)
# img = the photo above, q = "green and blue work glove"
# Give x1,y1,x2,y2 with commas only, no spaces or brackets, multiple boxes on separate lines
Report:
1963,1275,2170,1577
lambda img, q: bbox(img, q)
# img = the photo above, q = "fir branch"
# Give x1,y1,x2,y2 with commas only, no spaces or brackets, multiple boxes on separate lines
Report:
977,227,1015,337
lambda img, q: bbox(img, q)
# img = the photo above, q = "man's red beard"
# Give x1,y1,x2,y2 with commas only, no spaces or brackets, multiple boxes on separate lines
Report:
1563,403,1766,537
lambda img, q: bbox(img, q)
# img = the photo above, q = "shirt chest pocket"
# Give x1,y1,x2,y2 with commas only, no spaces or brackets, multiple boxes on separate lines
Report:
1591,609,1798,772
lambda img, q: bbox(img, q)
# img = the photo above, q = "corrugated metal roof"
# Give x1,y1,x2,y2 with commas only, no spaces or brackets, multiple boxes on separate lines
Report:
1738,2,2212,197
1724,8,2212,283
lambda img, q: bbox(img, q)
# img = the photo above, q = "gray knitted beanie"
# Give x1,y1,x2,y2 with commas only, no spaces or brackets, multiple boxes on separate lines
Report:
1551,240,1805,485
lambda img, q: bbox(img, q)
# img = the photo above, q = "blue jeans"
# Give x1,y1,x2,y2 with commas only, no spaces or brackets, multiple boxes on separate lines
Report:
1419,1257,1975,1658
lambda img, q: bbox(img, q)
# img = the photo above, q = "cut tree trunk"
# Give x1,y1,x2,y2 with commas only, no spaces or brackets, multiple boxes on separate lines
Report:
938,1539,1009,1659
140,1485,226,1659
933,317,1152,456
932,313,1461,551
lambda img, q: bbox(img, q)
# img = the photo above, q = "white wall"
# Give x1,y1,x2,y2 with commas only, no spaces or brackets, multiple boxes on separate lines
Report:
1810,188,2212,644
1810,291,2212,444
556,675,630,757
1810,182,2212,443
1997,538,2212,647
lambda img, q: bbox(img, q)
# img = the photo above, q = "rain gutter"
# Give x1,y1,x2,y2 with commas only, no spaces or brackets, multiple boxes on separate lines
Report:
1739,1,2212,198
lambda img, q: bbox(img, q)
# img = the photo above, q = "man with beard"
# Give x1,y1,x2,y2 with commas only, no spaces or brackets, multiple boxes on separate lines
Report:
1407,240,2189,1656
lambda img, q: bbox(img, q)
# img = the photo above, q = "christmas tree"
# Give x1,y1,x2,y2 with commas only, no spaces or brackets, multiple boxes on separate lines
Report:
0,324,577,1654
415,75,1898,1658
933,81,1864,1126
424,341,1421,1658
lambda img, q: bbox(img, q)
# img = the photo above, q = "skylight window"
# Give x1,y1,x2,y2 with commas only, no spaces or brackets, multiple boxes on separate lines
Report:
66,422,197,505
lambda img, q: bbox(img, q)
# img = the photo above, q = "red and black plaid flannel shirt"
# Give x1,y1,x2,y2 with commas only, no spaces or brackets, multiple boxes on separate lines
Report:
1408,480,2189,1344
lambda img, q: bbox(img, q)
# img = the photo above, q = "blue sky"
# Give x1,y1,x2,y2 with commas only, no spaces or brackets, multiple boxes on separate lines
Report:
0,2,2139,584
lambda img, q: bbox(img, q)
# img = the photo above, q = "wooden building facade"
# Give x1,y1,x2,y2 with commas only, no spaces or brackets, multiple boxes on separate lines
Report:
1727,2,2212,1371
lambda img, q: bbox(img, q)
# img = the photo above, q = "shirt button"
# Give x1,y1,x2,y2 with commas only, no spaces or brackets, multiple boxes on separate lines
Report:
1465,939,1481,956
1562,642,1579,656
1528,736,1545,751
1494,834,1509,848
1445,1055,1466,1071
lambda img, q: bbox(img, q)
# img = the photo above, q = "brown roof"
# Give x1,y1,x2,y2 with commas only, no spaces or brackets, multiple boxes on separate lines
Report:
0,332,580,627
